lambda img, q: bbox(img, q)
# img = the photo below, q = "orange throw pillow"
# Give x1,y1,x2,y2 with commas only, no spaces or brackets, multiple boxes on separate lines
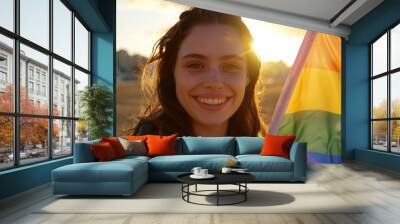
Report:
101,137,126,158
124,135,148,142
260,134,296,159
91,142,117,161
146,134,177,157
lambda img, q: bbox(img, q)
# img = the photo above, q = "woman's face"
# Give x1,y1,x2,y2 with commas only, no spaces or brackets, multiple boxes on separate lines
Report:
174,24,248,131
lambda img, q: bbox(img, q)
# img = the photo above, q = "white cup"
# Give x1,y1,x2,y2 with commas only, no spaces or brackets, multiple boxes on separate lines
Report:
200,169,208,176
221,167,232,174
191,167,202,176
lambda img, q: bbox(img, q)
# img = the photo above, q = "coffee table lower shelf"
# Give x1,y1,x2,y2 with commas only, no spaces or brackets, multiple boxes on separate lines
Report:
181,183,249,206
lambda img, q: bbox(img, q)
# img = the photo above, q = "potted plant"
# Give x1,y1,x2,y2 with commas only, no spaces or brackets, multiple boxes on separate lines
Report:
79,84,113,140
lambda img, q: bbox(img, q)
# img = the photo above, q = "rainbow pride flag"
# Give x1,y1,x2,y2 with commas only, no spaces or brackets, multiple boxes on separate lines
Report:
269,31,342,163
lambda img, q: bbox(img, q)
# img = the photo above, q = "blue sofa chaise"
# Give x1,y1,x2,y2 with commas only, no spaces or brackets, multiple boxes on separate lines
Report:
52,137,307,196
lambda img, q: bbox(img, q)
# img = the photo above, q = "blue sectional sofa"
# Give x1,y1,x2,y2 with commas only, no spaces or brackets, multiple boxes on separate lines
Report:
52,137,307,196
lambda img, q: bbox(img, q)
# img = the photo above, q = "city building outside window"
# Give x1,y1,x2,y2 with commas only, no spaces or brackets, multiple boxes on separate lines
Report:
0,71,7,85
28,67,34,80
0,54,7,67
36,83,40,95
28,81,34,94
0,0,91,170
0,54,7,88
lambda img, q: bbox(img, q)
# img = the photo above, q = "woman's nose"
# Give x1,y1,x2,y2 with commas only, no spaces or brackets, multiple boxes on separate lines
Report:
203,67,224,88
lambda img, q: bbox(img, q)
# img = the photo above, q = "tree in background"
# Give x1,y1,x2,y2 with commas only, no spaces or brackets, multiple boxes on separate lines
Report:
372,99,400,144
76,119,87,142
116,50,147,80
0,84,59,151
79,84,113,140
0,85,13,150
257,60,290,126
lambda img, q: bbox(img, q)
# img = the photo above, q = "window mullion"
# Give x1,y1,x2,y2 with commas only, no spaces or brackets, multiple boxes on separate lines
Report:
370,45,373,149
388,30,391,153
71,10,76,155
49,0,54,160
13,0,20,167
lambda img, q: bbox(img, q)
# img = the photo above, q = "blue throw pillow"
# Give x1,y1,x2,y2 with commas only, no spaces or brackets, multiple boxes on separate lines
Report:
179,137,235,155
235,137,264,155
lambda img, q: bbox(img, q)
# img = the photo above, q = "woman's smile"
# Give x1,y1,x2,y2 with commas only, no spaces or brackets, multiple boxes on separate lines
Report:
193,96,232,110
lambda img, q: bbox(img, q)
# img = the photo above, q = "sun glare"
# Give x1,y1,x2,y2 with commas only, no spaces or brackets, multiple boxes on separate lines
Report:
251,39,270,62
242,18,306,65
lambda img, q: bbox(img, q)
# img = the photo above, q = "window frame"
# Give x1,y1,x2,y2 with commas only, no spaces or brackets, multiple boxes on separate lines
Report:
0,0,92,171
370,21,400,154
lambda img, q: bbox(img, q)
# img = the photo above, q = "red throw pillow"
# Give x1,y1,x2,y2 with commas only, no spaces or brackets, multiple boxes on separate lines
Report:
146,134,177,157
91,142,117,161
124,135,148,142
101,137,126,158
260,134,296,159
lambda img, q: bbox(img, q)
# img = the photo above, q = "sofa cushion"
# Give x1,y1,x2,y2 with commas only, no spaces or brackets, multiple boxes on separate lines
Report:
146,134,177,157
123,135,147,141
101,137,127,158
235,137,263,155
177,137,235,155
236,155,293,172
118,138,147,156
114,155,150,164
260,134,296,159
91,142,118,161
52,158,147,183
148,154,235,172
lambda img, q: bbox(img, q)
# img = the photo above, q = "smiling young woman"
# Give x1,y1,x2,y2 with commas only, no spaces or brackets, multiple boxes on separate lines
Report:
132,7,266,137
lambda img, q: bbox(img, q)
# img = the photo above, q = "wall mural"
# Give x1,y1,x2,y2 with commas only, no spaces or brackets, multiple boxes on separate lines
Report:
116,0,341,163
273,32,342,163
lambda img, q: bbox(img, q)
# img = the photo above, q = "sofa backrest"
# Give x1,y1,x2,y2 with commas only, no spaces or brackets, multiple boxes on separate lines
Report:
176,137,236,155
235,137,264,155
74,136,267,162
73,139,100,163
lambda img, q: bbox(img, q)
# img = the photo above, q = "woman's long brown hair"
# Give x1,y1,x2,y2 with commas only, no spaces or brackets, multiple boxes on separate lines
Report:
132,7,266,136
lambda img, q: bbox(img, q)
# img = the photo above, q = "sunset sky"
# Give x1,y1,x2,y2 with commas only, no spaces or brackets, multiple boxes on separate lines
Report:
117,0,306,66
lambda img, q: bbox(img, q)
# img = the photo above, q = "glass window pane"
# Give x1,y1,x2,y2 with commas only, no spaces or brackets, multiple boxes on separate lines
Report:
372,121,388,151
391,72,400,118
391,120,400,153
75,120,88,143
20,117,49,165
20,44,49,115
53,59,72,117
74,69,89,118
0,116,13,170
53,0,71,60
53,119,72,157
0,34,14,112
74,18,89,70
372,77,387,119
391,24,400,70
372,33,387,76
0,0,14,31
20,0,49,49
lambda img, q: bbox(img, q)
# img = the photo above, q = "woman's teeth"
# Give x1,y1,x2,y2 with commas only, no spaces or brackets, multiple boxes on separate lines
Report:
197,97,227,105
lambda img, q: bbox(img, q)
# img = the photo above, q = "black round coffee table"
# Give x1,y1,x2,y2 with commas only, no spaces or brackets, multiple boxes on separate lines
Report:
177,173,255,206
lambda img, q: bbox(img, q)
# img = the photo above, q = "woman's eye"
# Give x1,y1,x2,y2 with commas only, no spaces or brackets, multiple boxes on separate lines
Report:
186,63,204,70
222,63,242,73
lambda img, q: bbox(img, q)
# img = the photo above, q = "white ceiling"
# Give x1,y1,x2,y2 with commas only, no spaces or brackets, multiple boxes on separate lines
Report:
228,0,353,22
168,0,384,37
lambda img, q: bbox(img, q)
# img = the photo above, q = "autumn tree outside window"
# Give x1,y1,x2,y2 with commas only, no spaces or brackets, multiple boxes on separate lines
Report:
370,22,400,154
0,0,91,170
